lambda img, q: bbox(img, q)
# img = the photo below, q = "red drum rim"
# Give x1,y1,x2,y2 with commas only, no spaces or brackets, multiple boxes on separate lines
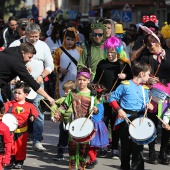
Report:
72,129,96,143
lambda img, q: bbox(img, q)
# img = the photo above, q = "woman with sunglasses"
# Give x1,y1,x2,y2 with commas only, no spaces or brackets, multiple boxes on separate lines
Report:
140,30,170,165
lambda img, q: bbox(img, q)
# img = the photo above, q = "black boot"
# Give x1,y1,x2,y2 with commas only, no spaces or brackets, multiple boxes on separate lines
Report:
158,150,170,165
148,150,158,164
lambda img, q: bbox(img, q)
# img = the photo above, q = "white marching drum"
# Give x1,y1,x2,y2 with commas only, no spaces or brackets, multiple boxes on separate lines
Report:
129,117,156,145
2,113,18,131
26,88,37,101
69,118,96,143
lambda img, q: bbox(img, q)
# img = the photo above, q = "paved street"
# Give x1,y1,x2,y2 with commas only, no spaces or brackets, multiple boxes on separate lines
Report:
8,116,170,170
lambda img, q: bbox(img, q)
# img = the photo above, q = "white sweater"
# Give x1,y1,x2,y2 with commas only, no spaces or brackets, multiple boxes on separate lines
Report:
45,37,62,53
9,38,54,79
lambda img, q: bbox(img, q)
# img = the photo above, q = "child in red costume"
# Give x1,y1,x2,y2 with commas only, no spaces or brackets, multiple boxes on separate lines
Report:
4,82,38,169
0,101,12,170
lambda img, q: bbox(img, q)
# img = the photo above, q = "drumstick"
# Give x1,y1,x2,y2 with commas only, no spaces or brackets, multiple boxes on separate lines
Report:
97,70,104,84
156,115,166,125
41,99,56,114
80,110,94,131
78,63,95,75
125,117,136,128
141,96,152,123
110,64,127,92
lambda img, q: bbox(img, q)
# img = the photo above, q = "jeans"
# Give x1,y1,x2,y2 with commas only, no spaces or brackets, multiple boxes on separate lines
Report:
33,83,44,144
57,122,69,154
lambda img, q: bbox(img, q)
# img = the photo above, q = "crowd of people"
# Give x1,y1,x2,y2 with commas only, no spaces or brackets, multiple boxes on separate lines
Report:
0,13,169,170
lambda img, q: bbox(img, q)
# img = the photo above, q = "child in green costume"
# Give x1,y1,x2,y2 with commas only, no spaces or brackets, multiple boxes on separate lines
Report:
54,67,98,170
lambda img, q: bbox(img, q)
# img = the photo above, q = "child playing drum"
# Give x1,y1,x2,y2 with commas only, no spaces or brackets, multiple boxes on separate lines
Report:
86,84,109,169
54,67,98,170
4,81,38,169
109,61,154,170
93,35,132,158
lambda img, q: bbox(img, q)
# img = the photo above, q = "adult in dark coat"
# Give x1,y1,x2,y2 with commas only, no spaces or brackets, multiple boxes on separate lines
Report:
0,42,54,105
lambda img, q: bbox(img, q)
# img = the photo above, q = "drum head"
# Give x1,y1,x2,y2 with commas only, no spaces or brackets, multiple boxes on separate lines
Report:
2,113,18,131
26,88,37,100
129,117,155,141
69,118,94,138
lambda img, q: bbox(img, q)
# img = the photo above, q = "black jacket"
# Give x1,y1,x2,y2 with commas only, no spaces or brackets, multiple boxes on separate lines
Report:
2,27,20,48
0,46,40,91
94,59,132,93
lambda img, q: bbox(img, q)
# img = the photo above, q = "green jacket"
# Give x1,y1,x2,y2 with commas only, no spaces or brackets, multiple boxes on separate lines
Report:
78,43,105,79
51,97,73,124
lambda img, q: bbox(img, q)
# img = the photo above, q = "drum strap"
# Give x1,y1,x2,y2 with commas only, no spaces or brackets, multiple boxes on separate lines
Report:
7,104,32,128
60,47,77,66
142,86,146,108
7,105,13,113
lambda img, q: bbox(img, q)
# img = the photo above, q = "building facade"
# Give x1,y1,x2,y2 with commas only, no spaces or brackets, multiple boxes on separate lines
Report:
33,0,56,19
91,0,168,27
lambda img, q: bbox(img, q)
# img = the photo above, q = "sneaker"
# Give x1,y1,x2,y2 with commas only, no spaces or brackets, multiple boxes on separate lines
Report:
148,151,158,164
5,163,14,169
86,160,98,169
14,163,23,169
158,151,170,165
32,142,46,152
93,160,98,165
111,150,120,160
99,149,107,157
144,144,149,150
86,162,94,169
53,154,64,161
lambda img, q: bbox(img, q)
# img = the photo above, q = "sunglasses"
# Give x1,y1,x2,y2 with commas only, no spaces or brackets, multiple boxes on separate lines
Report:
92,33,103,37
130,29,136,32
115,33,125,39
